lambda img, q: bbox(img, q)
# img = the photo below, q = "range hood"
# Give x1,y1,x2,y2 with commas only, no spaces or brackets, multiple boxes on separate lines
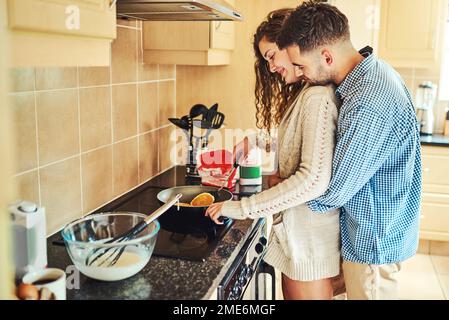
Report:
116,0,244,21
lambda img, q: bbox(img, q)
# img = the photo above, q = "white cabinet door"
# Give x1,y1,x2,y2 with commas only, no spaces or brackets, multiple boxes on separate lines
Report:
7,0,116,66
378,0,447,68
7,0,116,39
330,0,380,52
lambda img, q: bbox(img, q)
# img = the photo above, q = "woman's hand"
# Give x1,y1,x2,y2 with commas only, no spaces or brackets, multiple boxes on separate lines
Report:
205,202,225,225
268,172,285,188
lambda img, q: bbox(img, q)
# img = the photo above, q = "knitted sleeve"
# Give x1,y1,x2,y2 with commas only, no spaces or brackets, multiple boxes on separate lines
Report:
220,87,338,220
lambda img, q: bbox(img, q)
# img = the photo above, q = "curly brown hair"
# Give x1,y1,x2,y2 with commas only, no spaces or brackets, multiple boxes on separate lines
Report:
254,9,304,133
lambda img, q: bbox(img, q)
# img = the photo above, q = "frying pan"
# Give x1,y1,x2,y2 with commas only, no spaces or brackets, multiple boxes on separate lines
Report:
156,186,233,232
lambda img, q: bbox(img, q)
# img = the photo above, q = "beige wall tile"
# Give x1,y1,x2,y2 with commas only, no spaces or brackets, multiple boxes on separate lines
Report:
159,65,175,80
80,87,111,152
82,146,113,214
159,81,176,127
414,67,441,79
112,27,137,84
79,67,110,87
139,131,159,183
139,63,158,82
137,28,158,81
113,138,138,196
13,170,39,205
40,157,82,235
401,76,415,97
10,68,35,92
10,94,37,173
395,68,413,78
430,241,449,256
112,84,137,142
138,83,158,133
35,67,77,91
36,90,79,165
159,126,177,172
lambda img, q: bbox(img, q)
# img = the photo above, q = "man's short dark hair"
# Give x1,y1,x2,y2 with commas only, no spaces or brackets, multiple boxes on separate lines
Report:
277,0,350,51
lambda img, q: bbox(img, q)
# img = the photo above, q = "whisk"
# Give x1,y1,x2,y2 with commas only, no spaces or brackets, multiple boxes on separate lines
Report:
85,193,182,267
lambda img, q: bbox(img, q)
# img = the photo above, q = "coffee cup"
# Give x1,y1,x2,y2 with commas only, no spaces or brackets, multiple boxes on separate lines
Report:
22,268,66,300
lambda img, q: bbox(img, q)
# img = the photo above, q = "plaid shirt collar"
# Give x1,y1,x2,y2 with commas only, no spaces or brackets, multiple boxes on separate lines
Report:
336,46,375,99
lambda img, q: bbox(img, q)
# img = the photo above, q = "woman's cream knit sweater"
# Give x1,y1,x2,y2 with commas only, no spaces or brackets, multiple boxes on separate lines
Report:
221,84,341,281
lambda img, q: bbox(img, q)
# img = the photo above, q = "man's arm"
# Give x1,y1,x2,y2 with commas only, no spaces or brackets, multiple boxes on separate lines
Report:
308,107,398,212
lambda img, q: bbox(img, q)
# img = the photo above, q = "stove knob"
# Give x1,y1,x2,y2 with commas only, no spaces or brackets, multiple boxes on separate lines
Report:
233,285,242,297
255,243,265,254
259,236,268,246
246,265,254,279
228,293,236,300
239,274,248,287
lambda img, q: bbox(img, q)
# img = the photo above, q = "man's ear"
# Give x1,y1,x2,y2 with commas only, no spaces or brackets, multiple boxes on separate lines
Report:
322,49,333,66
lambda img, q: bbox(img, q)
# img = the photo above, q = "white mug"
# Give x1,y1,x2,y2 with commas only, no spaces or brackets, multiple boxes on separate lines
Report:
23,268,66,300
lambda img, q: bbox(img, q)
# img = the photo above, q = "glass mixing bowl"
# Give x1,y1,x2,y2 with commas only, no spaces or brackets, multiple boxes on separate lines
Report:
61,212,160,282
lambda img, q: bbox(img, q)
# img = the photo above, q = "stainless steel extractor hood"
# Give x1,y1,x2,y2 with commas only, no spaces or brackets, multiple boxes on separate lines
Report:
116,0,243,21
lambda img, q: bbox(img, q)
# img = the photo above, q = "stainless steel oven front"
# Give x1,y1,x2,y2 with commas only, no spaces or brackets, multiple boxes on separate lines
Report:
217,218,276,300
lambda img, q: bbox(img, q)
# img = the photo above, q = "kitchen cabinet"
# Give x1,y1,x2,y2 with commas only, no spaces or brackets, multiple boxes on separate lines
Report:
420,146,449,241
330,0,380,52
7,0,117,67
142,0,236,66
378,0,447,68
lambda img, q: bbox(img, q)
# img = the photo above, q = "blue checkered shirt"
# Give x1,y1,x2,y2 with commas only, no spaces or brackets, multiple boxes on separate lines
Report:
308,47,422,265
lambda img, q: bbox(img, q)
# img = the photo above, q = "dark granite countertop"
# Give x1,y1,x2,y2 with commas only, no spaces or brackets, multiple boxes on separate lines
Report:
46,166,264,300
420,134,449,147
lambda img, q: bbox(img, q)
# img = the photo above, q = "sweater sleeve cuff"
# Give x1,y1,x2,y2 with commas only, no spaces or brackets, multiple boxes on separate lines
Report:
221,201,248,220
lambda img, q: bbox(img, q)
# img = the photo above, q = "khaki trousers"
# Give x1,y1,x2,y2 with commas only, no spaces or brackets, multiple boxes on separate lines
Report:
342,260,402,300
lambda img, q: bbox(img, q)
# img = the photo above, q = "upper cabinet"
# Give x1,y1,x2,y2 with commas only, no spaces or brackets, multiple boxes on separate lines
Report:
142,20,235,66
7,0,117,67
378,0,447,68
142,0,236,66
331,0,380,53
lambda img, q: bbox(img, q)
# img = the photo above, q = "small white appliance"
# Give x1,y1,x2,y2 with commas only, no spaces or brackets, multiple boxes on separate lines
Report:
415,81,438,135
10,201,47,278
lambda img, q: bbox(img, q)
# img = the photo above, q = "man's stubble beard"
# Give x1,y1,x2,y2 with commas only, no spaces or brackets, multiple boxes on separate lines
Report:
304,64,334,86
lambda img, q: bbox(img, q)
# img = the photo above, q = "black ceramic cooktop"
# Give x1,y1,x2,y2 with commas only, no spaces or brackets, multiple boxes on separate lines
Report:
113,184,235,262
52,166,264,262
100,166,264,262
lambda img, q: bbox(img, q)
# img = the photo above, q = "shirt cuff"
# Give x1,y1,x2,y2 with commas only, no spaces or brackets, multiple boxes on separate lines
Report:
221,201,248,220
307,200,328,212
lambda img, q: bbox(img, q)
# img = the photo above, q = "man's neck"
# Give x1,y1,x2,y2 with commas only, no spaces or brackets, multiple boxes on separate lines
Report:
333,48,365,86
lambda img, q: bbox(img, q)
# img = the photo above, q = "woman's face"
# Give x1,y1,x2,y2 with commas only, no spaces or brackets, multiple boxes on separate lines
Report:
258,37,300,85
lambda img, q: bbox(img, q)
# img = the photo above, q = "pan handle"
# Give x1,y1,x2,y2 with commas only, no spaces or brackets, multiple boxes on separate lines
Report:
144,193,182,225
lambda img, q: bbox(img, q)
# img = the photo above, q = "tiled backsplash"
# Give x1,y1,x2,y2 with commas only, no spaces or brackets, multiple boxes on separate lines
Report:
396,66,448,134
9,20,177,235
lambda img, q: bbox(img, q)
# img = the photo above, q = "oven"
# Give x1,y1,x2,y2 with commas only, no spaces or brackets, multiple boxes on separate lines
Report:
217,218,276,300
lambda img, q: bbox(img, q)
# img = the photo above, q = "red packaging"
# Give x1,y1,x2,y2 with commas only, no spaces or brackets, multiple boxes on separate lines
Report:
198,150,238,189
